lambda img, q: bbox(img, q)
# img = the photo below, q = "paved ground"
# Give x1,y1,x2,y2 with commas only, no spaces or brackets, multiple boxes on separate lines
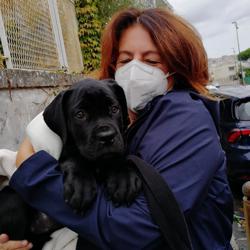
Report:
232,185,248,250
232,222,247,249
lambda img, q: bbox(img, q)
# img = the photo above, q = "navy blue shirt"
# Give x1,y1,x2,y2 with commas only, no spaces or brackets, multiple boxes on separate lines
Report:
10,90,233,249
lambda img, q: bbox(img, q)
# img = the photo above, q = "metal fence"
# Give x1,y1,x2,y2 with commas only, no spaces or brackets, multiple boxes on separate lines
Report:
0,0,68,71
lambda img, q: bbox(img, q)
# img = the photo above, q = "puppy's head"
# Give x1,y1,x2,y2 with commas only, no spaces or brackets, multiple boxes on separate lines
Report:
43,78,129,161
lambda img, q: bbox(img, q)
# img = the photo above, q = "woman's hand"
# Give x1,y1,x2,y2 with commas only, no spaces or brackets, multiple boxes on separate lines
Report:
16,138,35,168
0,234,33,250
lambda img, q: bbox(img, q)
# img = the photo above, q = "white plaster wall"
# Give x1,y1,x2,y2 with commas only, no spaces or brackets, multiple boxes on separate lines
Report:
0,88,55,150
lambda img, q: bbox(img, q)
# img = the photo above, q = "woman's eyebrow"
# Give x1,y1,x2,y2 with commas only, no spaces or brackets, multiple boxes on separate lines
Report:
118,51,133,56
143,51,160,56
118,51,160,56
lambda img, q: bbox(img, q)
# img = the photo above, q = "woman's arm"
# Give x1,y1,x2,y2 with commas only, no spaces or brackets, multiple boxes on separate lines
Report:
0,142,34,250
0,143,34,250
16,138,35,168
11,146,161,249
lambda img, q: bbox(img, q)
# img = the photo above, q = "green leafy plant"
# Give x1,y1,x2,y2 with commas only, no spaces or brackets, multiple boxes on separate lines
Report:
98,0,138,25
244,68,250,77
75,0,102,74
238,48,250,61
75,0,142,74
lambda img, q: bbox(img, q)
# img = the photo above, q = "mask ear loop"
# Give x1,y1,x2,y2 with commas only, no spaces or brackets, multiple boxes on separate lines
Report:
164,72,176,93
165,72,176,79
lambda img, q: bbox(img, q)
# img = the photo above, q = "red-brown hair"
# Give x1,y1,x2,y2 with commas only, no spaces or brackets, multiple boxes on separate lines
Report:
99,8,209,95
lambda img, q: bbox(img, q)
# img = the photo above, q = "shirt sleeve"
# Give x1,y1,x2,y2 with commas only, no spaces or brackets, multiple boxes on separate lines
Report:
133,91,226,214
9,151,161,249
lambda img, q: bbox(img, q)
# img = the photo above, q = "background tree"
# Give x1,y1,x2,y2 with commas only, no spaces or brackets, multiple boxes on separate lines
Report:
244,68,250,77
75,0,141,74
98,0,138,25
238,48,250,61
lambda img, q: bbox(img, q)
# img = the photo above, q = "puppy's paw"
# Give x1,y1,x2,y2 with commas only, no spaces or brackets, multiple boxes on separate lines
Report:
30,212,61,234
63,172,97,215
106,167,142,207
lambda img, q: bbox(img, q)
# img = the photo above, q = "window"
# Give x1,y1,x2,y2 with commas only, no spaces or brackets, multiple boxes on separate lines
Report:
228,66,235,71
235,101,250,121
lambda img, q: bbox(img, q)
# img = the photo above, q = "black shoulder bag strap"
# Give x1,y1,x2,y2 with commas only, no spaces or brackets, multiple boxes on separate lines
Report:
127,155,193,250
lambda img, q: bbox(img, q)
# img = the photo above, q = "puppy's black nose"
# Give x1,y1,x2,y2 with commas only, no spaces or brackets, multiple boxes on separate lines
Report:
96,126,116,145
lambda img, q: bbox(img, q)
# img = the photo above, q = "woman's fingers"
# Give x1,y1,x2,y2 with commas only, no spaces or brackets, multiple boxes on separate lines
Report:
0,242,33,250
0,235,33,250
0,234,9,243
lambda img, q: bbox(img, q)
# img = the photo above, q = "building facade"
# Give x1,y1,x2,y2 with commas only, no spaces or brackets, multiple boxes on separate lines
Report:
208,55,239,85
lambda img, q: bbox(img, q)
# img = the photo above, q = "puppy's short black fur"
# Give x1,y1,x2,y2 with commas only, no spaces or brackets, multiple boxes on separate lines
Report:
43,78,141,213
0,79,141,244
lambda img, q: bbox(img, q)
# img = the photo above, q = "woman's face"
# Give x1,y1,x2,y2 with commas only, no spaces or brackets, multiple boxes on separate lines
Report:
115,24,170,122
116,24,168,74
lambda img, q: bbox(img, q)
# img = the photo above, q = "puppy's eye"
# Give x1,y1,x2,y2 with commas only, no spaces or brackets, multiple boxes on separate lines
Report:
111,105,119,114
75,111,87,120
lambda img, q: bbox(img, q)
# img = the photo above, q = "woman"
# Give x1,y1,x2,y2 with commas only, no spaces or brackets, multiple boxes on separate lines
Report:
2,7,233,250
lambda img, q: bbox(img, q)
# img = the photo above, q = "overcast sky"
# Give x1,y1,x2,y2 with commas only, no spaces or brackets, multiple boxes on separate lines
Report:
168,0,250,59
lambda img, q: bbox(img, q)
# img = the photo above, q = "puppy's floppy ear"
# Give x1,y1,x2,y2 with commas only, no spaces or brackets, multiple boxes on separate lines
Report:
43,89,72,144
103,79,130,130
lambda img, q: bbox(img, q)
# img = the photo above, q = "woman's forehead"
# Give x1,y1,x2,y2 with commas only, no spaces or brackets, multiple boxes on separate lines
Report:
118,24,159,53
118,50,160,57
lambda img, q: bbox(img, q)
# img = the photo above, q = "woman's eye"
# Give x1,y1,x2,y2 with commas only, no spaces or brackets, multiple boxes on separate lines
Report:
111,105,119,114
145,59,160,65
118,59,132,64
75,111,87,120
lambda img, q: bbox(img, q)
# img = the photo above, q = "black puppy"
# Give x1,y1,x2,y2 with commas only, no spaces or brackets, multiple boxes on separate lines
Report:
43,78,141,213
0,79,141,244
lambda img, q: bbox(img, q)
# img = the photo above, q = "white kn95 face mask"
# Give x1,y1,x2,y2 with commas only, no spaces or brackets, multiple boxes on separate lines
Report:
115,59,174,113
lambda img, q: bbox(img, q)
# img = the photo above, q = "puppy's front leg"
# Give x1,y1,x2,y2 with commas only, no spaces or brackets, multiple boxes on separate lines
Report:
105,158,142,207
60,158,97,215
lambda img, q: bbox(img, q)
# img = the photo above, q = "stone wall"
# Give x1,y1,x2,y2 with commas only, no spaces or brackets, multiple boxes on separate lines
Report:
0,69,84,150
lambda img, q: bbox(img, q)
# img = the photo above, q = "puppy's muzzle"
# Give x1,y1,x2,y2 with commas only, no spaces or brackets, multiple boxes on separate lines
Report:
96,126,116,145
